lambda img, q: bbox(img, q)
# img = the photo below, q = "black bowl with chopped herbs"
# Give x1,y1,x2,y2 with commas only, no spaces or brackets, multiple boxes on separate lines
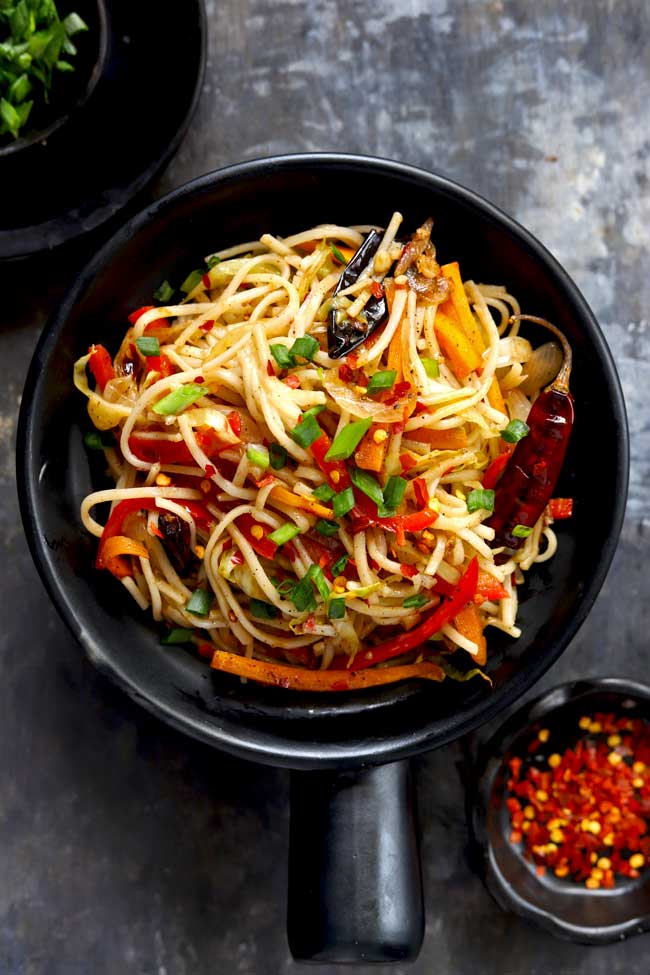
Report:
0,0,107,155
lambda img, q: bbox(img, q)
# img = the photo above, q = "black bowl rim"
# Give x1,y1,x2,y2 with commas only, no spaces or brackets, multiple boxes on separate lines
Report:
470,677,650,945
17,152,630,766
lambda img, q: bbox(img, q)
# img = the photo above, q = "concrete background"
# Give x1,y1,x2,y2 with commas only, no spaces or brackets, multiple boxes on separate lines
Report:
1,1,649,972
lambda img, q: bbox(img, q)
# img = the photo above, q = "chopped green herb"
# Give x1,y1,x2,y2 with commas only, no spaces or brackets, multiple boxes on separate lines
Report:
290,576,317,613
161,628,194,645
330,243,347,264
267,523,300,546
366,370,396,395
152,384,206,416
512,524,533,538
154,280,175,303
186,589,213,617
350,467,384,507
180,269,204,294
332,487,355,518
206,254,222,269
269,443,288,470
313,483,336,502
302,404,326,420
273,577,295,597
246,444,270,469
331,553,350,577
135,336,161,358
306,564,330,602
270,343,295,370
403,593,429,610
467,488,495,513
328,597,346,620
315,519,338,537
501,419,530,444
324,417,373,461
382,475,407,509
289,335,319,361
250,598,278,620
83,430,114,450
291,413,322,449
421,357,440,379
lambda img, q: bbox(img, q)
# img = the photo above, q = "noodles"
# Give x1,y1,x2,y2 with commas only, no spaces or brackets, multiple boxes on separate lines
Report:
75,216,572,689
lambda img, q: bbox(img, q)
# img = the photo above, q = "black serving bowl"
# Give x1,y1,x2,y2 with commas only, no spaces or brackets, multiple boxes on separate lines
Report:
16,154,629,962
0,0,108,159
470,678,650,945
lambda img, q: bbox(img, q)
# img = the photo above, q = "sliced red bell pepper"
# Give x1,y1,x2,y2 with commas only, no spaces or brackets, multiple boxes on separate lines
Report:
413,477,429,508
88,344,115,392
235,514,278,560
309,432,353,491
332,557,478,670
435,568,508,605
129,427,236,465
146,353,175,377
128,305,168,331
549,498,573,520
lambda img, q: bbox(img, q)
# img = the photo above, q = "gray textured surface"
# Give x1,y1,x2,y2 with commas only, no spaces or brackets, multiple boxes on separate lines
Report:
2,1,649,973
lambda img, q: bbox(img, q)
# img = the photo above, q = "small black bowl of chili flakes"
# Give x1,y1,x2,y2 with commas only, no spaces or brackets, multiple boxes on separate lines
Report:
469,678,650,944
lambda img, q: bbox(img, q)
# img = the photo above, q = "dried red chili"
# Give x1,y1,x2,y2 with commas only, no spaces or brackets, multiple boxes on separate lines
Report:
506,712,650,889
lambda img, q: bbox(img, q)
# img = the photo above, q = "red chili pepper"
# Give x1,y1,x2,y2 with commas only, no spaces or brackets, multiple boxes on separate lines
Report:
127,306,169,332
400,563,418,579
129,428,234,465
199,320,214,332
487,317,574,549
435,568,508,605
235,514,278,560
128,305,155,325
400,453,418,473
483,451,512,490
370,281,384,300
549,498,574,520
267,360,276,377
413,477,429,508
202,273,211,289
338,364,355,383
145,353,175,378
227,411,242,437
285,375,301,389
333,557,478,670
88,344,115,392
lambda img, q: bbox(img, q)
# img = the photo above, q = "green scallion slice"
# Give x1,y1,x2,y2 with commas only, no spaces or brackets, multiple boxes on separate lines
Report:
328,597,346,620
84,430,114,450
330,243,347,264
63,12,88,35
135,336,161,358
186,589,213,617
268,523,301,546
332,487,355,518
403,593,429,610
269,444,288,470
421,357,440,379
313,483,336,502
382,475,407,509
161,628,194,645
350,467,384,507
331,553,350,576
315,519,338,537
206,254,221,269
512,524,533,538
289,335,319,361
246,444,270,469
290,576,317,613
501,419,530,444
153,384,206,416
366,370,396,394
306,564,330,602
270,343,295,370
324,417,373,461
466,488,495,513
291,413,322,449
273,577,295,597
154,280,175,303
250,598,278,620
180,269,204,294
302,404,326,420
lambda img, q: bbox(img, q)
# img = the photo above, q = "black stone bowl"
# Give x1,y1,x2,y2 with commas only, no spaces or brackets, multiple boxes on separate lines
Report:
470,678,650,944
17,154,629,962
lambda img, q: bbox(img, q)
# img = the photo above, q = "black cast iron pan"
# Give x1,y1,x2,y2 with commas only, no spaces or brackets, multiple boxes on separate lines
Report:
17,154,629,963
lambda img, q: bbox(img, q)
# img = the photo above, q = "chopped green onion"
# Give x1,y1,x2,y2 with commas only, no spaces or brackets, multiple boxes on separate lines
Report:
161,628,194,645
250,598,278,620
290,576,317,613
330,243,347,264
268,523,301,546
291,413,322,448
269,444,287,470
313,483,335,502
350,467,384,507
466,488,495,513
153,280,174,303
421,357,440,379
328,598,346,620
512,524,533,538
324,417,373,461
63,13,88,35
153,384,206,416
0,98,20,138
315,519,338,537
302,404,326,420
332,487,355,518
501,419,530,444
403,593,429,610
382,475,407,509
273,577,295,597
186,589,213,617
289,335,320,361
135,336,161,357
180,269,204,294
331,553,350,576
84,430,114,450
9,73,31,103
206,254,221,269
270,343,295,370
306,564,330,602
366,370,396,394
246,444,270,469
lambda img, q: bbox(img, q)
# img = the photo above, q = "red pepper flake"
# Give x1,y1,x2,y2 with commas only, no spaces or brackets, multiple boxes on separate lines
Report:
347,352,359,368
202,273,211,289
549,498,574,520
399,563,418,579
506,712,650,889
400,453,418,473
413,477,429,508
267,360,276,377
227,411,242,437
205,464,216,478
256,475,276,489
339,364,354,383
198,643,213,659
285,375,301,389
199,320,214,332
370,281,384,300
195,376,204,384
231,549,244,566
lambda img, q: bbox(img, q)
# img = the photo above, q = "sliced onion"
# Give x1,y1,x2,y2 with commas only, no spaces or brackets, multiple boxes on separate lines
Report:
506,388,532,423
519,341,562,396
496,335,533,367
323,370,407,424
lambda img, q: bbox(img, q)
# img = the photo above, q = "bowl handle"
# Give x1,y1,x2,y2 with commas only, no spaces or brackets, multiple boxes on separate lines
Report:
287,759,424,963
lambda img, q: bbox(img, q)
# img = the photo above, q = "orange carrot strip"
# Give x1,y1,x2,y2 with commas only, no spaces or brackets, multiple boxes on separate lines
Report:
453,603,487,666
487,377,507,415
101,535,149,579
355,425,389,472
210,649,445,691
269,484,334,520
434,311,482,380
407,427,468,450
439,262,486,354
